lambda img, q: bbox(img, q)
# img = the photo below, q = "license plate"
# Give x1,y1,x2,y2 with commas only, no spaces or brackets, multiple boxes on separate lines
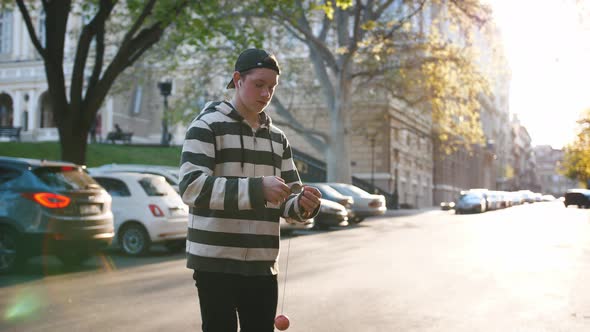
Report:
80,204,101,215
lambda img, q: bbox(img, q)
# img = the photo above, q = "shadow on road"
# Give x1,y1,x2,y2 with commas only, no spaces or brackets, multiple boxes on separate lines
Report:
0,245,185,288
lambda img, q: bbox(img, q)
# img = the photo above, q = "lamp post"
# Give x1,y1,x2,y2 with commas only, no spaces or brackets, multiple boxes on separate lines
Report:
158,81,172,146
393,148,399,209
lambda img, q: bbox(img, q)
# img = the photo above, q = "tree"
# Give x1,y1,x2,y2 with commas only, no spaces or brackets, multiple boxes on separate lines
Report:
251,0,492,183
8,0,267,164
562,108,590,187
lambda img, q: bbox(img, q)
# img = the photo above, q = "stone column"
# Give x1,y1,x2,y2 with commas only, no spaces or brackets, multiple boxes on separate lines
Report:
13,90,21,127
28,90,37,131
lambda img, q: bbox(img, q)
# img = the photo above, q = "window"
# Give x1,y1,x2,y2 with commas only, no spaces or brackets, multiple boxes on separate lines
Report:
33,167,99,190
38,10,46,47
139,176,173,197
0,11,13,54
93,177,131,197
132,85,143,114
0,166,22,186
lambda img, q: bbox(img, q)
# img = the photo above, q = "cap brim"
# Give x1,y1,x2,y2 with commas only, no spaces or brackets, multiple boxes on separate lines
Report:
226,78,235,89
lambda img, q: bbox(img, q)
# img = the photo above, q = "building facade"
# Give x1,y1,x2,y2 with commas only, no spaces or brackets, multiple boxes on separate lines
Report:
534,145,578,197
0,7,185,145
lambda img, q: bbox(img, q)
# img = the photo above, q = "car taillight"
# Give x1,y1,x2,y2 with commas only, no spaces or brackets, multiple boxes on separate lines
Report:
149,204,165,217
21,192,71,208
369,200,382,208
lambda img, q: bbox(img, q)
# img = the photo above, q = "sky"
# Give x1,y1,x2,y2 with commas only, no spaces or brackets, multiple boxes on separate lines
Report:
485,0,590,149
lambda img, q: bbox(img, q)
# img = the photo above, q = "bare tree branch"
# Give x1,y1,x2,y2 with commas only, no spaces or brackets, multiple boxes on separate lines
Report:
72,0,114,115
449,0,491,27
16,0,46,59
86,10,106,103
382,0,427,39
271,96,329,153
126,23,164,65
269,0,339,73
121,0,158,46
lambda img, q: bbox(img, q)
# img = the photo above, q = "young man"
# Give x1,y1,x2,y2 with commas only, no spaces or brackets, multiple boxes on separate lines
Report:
179,48,322,332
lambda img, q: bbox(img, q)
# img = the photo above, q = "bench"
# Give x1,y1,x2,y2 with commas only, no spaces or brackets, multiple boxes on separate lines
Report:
106,131,133,144
0,126,22,141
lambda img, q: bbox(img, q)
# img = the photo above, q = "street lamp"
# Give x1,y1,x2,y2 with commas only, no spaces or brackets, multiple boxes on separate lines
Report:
158,80,172,146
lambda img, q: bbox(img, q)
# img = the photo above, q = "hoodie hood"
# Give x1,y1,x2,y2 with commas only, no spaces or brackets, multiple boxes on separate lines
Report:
215,101,272,129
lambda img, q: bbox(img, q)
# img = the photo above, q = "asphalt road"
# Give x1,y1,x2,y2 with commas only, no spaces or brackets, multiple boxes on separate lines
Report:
1,201,590,331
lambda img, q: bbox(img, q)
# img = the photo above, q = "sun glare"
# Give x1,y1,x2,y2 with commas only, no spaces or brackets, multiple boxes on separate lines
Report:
485,0,590,148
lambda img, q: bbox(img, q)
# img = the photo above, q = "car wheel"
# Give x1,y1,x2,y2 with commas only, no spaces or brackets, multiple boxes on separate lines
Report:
120,224,150,256
164,240,185,253
57,251,90,267
351,217,365,224
0,227,23,274
313,223,330,230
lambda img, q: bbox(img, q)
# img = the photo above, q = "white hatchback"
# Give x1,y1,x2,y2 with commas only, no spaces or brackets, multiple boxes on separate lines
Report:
88,164,180,193
91,172,188,256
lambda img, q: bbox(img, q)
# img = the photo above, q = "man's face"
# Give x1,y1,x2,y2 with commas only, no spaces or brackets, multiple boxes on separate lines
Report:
236,68,279,113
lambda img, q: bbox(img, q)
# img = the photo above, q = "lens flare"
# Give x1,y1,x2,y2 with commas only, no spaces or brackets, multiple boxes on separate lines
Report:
4,289,43,322
98,253,117,272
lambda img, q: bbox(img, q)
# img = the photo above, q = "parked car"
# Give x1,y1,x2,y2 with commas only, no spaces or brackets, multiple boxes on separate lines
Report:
326,183,386,222
0,157,114,273
88,164,180,192
454,191,487,214
91,172,188,255
305,182,354,220
440,201,455,211
280,217,314,235
313,198,349,230
563,189,590,208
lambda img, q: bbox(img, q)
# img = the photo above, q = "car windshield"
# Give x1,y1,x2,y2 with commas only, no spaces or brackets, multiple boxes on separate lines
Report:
34,166,99,190
309,183,343,198
459,193,482,201
331,184,369,197
138,176,174,196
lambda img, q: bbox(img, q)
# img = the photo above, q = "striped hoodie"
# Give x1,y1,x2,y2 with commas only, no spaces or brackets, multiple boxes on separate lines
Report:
179,101,316,276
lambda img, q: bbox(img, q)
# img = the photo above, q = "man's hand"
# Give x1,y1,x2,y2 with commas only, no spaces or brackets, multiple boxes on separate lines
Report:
298,186,322,217
262,176,291,205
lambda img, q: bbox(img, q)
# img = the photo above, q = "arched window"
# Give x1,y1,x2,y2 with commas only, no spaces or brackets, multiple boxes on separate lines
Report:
0,93,13,126
0,11,13,54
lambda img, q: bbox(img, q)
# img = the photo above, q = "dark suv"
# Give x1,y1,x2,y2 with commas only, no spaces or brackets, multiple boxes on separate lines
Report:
564,189,590,208
0,157,114,273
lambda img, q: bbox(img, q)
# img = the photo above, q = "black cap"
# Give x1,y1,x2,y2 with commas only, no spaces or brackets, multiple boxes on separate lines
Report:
226,49,281,89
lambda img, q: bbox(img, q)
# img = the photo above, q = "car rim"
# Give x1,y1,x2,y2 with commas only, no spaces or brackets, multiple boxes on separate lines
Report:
122,228,144,255
0,232,16,270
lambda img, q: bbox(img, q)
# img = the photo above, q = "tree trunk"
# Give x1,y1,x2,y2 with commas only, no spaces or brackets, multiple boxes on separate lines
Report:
326,73,353,183
57,102,92,165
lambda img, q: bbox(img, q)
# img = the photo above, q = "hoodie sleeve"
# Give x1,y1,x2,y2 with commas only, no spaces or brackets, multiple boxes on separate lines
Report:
279,135,320,222
179,118,265,210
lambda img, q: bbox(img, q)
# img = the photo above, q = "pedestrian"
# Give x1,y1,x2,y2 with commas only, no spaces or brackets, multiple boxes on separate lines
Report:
179,48,322,332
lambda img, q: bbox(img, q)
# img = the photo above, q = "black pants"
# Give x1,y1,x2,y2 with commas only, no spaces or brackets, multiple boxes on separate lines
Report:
193,270,278,332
